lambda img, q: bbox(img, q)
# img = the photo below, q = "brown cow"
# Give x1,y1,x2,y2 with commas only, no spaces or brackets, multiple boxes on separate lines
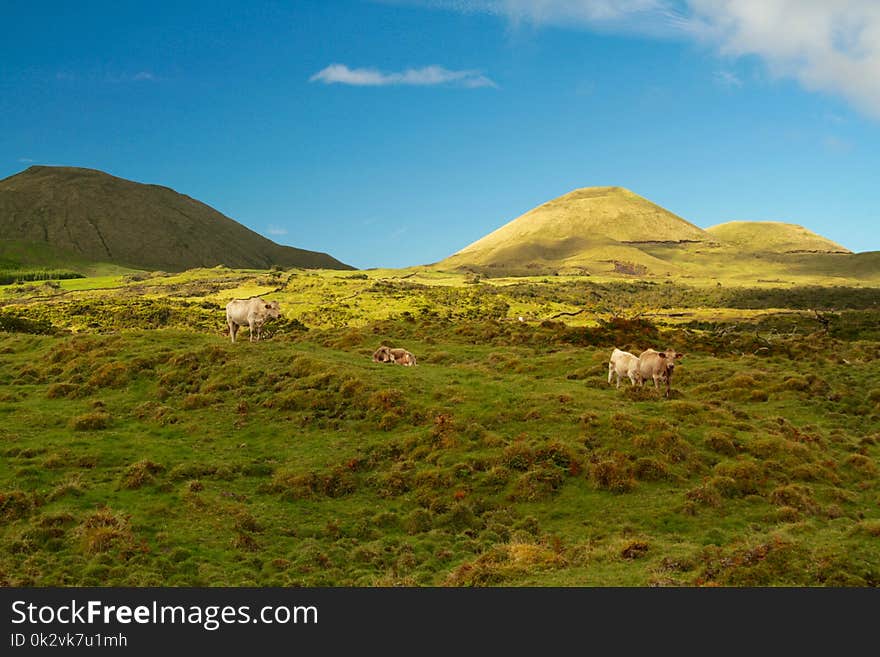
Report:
637,348,684,397
372,345,417,366
388,348,417,367
372,346,394,363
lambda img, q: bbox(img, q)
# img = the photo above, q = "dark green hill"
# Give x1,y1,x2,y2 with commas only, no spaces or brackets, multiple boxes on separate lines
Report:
0,166,352,271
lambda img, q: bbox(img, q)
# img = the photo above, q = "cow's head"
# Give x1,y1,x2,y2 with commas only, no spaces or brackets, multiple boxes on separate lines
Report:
372,346,393,363
658,349,683,373
263,300,281,319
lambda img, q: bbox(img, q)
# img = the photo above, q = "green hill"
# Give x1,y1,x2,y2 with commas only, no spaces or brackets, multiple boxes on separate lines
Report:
707,221,852,254
0,166,352,272
437,186,875,283
439,186,715,275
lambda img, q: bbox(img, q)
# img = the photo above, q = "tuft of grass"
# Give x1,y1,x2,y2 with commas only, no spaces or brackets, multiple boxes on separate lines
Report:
119,460,164,490
69,411,110,431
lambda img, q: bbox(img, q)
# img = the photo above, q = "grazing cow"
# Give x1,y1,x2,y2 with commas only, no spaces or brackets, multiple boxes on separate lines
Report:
637,348,684,397
226,297,281,343
608,348,640,389
372,345,417,366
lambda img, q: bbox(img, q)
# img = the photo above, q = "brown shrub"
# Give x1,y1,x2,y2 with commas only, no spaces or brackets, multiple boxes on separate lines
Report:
0,490,34,521
768,484,818,513
685,483,722,507
705,431,739,456
269,468,356,500
713,460,764,495
87,362,130,388
509,467,566,502
69,411,110,431
621,540,650,560
46,383,78,399
844,454,878,477
119,460,163,490
76,509,135,555
589,453,636,493
633,457,669,481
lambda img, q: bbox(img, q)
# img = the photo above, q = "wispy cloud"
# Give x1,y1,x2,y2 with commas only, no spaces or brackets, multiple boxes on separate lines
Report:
18,157,35,163
714,69,742,88
309,64,497,88
266,225,288,236
406,1,688,36
420,0,880,118
55,70,158,83
106,70,158,83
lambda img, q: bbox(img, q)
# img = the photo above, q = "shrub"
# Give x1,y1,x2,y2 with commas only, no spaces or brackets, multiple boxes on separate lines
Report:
119,460,163,490
713,459,764,495
69,411,110,431
768,484,818,513
589,453,636,493
0,490,34,521
509,467,566,502
633,457,669,481
76,509,135,555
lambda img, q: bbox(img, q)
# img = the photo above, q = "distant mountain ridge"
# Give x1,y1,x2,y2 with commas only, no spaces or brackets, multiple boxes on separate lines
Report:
0,166,352,272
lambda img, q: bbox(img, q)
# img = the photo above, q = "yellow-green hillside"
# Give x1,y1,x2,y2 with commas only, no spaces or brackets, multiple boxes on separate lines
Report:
440,186,714,274
707,221,851,254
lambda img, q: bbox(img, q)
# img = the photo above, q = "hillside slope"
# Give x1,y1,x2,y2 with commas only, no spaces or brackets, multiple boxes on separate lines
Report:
707,221,852,254
0,166,352,271
440,186,715,273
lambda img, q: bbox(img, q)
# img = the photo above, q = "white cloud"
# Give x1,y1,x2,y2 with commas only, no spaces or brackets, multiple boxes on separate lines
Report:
18,157,35,163
266,225,288,236
686,1,880,117
425,0,880,117
309,64,497,88
132,71,156,81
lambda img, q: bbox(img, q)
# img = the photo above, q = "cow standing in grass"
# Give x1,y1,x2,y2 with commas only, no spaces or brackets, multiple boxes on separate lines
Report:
226,297,281,343
637,348,684,397
608,348,640,388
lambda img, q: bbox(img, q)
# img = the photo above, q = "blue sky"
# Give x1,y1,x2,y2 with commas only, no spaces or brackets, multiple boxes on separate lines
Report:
2,0,879,268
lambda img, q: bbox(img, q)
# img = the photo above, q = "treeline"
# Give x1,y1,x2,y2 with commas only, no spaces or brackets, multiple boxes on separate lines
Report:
0,269,84,285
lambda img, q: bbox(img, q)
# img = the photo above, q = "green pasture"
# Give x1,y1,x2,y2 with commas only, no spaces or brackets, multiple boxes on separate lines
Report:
0,268,878,586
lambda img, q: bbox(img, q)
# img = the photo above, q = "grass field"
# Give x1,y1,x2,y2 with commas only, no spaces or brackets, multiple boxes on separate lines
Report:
1,267,879,586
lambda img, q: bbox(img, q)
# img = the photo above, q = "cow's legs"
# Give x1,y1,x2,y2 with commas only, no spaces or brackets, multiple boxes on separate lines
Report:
228,321,239,343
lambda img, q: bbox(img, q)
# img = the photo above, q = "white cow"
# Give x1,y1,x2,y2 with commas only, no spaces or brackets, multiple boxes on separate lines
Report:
637,348,684,397
608,348,640,388
226,297,281,343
